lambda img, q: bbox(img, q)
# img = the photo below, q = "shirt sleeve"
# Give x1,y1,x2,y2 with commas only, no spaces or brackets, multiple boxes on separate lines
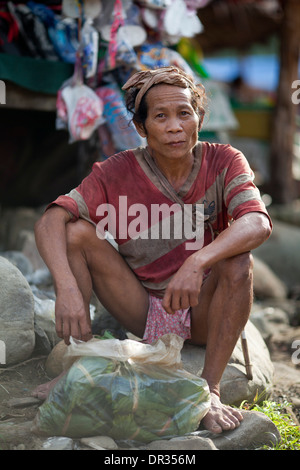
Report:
46,162,106,225
223,147,272,228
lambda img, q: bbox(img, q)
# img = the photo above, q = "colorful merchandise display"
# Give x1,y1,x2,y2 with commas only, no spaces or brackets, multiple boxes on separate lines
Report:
0,1,226,151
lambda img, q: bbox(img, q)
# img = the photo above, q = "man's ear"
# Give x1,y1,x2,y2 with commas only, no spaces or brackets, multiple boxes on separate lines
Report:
198,111,205,132
198,115,204,132
134,120,147,138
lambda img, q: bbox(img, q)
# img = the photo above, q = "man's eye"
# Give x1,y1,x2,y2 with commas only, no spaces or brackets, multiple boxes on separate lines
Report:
156,113,165,118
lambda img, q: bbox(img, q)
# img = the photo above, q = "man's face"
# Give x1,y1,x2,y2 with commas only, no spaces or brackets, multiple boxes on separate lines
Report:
135,84,200,164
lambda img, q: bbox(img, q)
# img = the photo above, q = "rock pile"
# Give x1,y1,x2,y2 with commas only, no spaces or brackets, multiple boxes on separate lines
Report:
0,256,35,365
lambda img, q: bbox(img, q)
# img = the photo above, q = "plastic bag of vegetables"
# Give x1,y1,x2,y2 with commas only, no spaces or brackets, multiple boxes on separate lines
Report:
34,334,210,443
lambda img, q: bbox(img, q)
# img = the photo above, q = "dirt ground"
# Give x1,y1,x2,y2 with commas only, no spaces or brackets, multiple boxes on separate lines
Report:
0,332,299,450
0,354,50,450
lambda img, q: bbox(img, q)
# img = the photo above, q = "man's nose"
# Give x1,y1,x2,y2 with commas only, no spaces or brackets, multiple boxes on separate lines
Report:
166,117,182,132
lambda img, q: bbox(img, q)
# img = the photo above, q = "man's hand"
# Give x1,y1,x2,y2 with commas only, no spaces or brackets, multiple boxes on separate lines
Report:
55,285,93,345
162,213,271,316
162,254,204,314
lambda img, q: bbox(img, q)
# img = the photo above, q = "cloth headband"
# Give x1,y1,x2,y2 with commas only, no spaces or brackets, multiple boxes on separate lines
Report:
122,66,198,113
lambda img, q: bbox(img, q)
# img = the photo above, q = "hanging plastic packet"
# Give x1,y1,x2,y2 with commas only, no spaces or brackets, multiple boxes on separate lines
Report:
137,41,169,70
136,0,172,9
99,1,146,71
93,0,115,32
25,1,79,63
80,18,99,78
163,46,198,76
8,2,59,60
62,84,104,142
118,2,147,49
96,82,145,151
53,18,79,63
107,0,124,70
62,0,102,19
140,7,160,31
115,32,138,68
56,55,104,143
185,0,213,13
163,0,203,38
97,123,117,159
56,86,69,131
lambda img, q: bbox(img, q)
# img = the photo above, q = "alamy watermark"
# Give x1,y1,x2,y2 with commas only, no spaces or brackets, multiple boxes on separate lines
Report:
291,339,300,365
0,340,6,364
0,80,6,105
95,196,205,250
291,80,300,105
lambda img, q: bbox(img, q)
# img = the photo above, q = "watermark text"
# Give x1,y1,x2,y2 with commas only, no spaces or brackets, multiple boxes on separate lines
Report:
291,80,300,105
291,339,300,365
96,196,205,250
0,340,6,364
0,80,6,105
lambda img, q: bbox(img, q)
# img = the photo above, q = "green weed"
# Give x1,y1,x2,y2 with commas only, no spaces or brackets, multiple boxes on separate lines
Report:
241,398,300,450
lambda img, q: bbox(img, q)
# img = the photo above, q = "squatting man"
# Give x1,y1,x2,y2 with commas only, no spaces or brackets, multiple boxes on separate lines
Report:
33,66,272,434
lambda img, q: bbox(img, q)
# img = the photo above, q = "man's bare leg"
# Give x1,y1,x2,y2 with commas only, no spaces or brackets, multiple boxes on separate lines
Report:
190,252,253,433
32,219,149,399
65,219,149,338
32,219,253,435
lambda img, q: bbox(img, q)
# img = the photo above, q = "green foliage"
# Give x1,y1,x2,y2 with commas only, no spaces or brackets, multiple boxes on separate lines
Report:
241,398,300,450
36,355,211,442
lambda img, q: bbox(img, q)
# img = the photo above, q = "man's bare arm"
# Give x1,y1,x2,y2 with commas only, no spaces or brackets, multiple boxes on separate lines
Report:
35,206,74,289
34,206,92,343
194,212,271,270
162,212,272,313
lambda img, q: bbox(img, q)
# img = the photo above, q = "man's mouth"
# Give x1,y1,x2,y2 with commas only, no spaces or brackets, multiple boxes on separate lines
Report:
167,141,185,146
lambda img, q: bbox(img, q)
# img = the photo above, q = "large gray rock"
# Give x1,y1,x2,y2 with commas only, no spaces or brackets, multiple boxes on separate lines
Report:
181,320,274,406
253,220,300,290
145,410,280,450
146,435,218,450
250,305,290,344
200,410,280,450
0,256,35,364
33,294,61,354
15,229,47,272
0,207,41,251
253,256,287,299
0,250,34,277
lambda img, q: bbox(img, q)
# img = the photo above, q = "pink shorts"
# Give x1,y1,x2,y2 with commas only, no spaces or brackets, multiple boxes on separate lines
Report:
142,294,191,345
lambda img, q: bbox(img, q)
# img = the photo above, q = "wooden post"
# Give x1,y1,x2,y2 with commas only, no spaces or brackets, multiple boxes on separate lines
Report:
269,0,300,204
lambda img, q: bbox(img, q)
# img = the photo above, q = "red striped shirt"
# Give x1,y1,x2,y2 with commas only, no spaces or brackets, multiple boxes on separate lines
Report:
48,142,271,297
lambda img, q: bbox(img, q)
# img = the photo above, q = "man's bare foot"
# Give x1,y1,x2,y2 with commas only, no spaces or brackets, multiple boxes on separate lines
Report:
31,373,65,400
202,393,244,434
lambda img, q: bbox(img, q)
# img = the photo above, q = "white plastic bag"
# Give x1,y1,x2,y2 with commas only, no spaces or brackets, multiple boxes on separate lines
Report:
65,332,185,368
35,334,211,442
61,83,103,142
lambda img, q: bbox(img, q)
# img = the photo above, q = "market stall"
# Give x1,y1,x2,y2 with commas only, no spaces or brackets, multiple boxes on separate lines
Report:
0,0,237,154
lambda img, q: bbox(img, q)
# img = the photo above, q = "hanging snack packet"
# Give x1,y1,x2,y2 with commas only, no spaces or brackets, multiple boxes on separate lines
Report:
61,84,104,142
163,0,203,38
80,18,99,78
56,55,104,142
96,83,145,151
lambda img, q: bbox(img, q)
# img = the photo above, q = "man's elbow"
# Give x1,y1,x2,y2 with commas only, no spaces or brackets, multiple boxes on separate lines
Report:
34,206,70,238
257,213,272,243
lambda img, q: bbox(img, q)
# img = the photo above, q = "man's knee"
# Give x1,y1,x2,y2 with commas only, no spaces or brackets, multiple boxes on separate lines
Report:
216,252,253,287
66,219,96,253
